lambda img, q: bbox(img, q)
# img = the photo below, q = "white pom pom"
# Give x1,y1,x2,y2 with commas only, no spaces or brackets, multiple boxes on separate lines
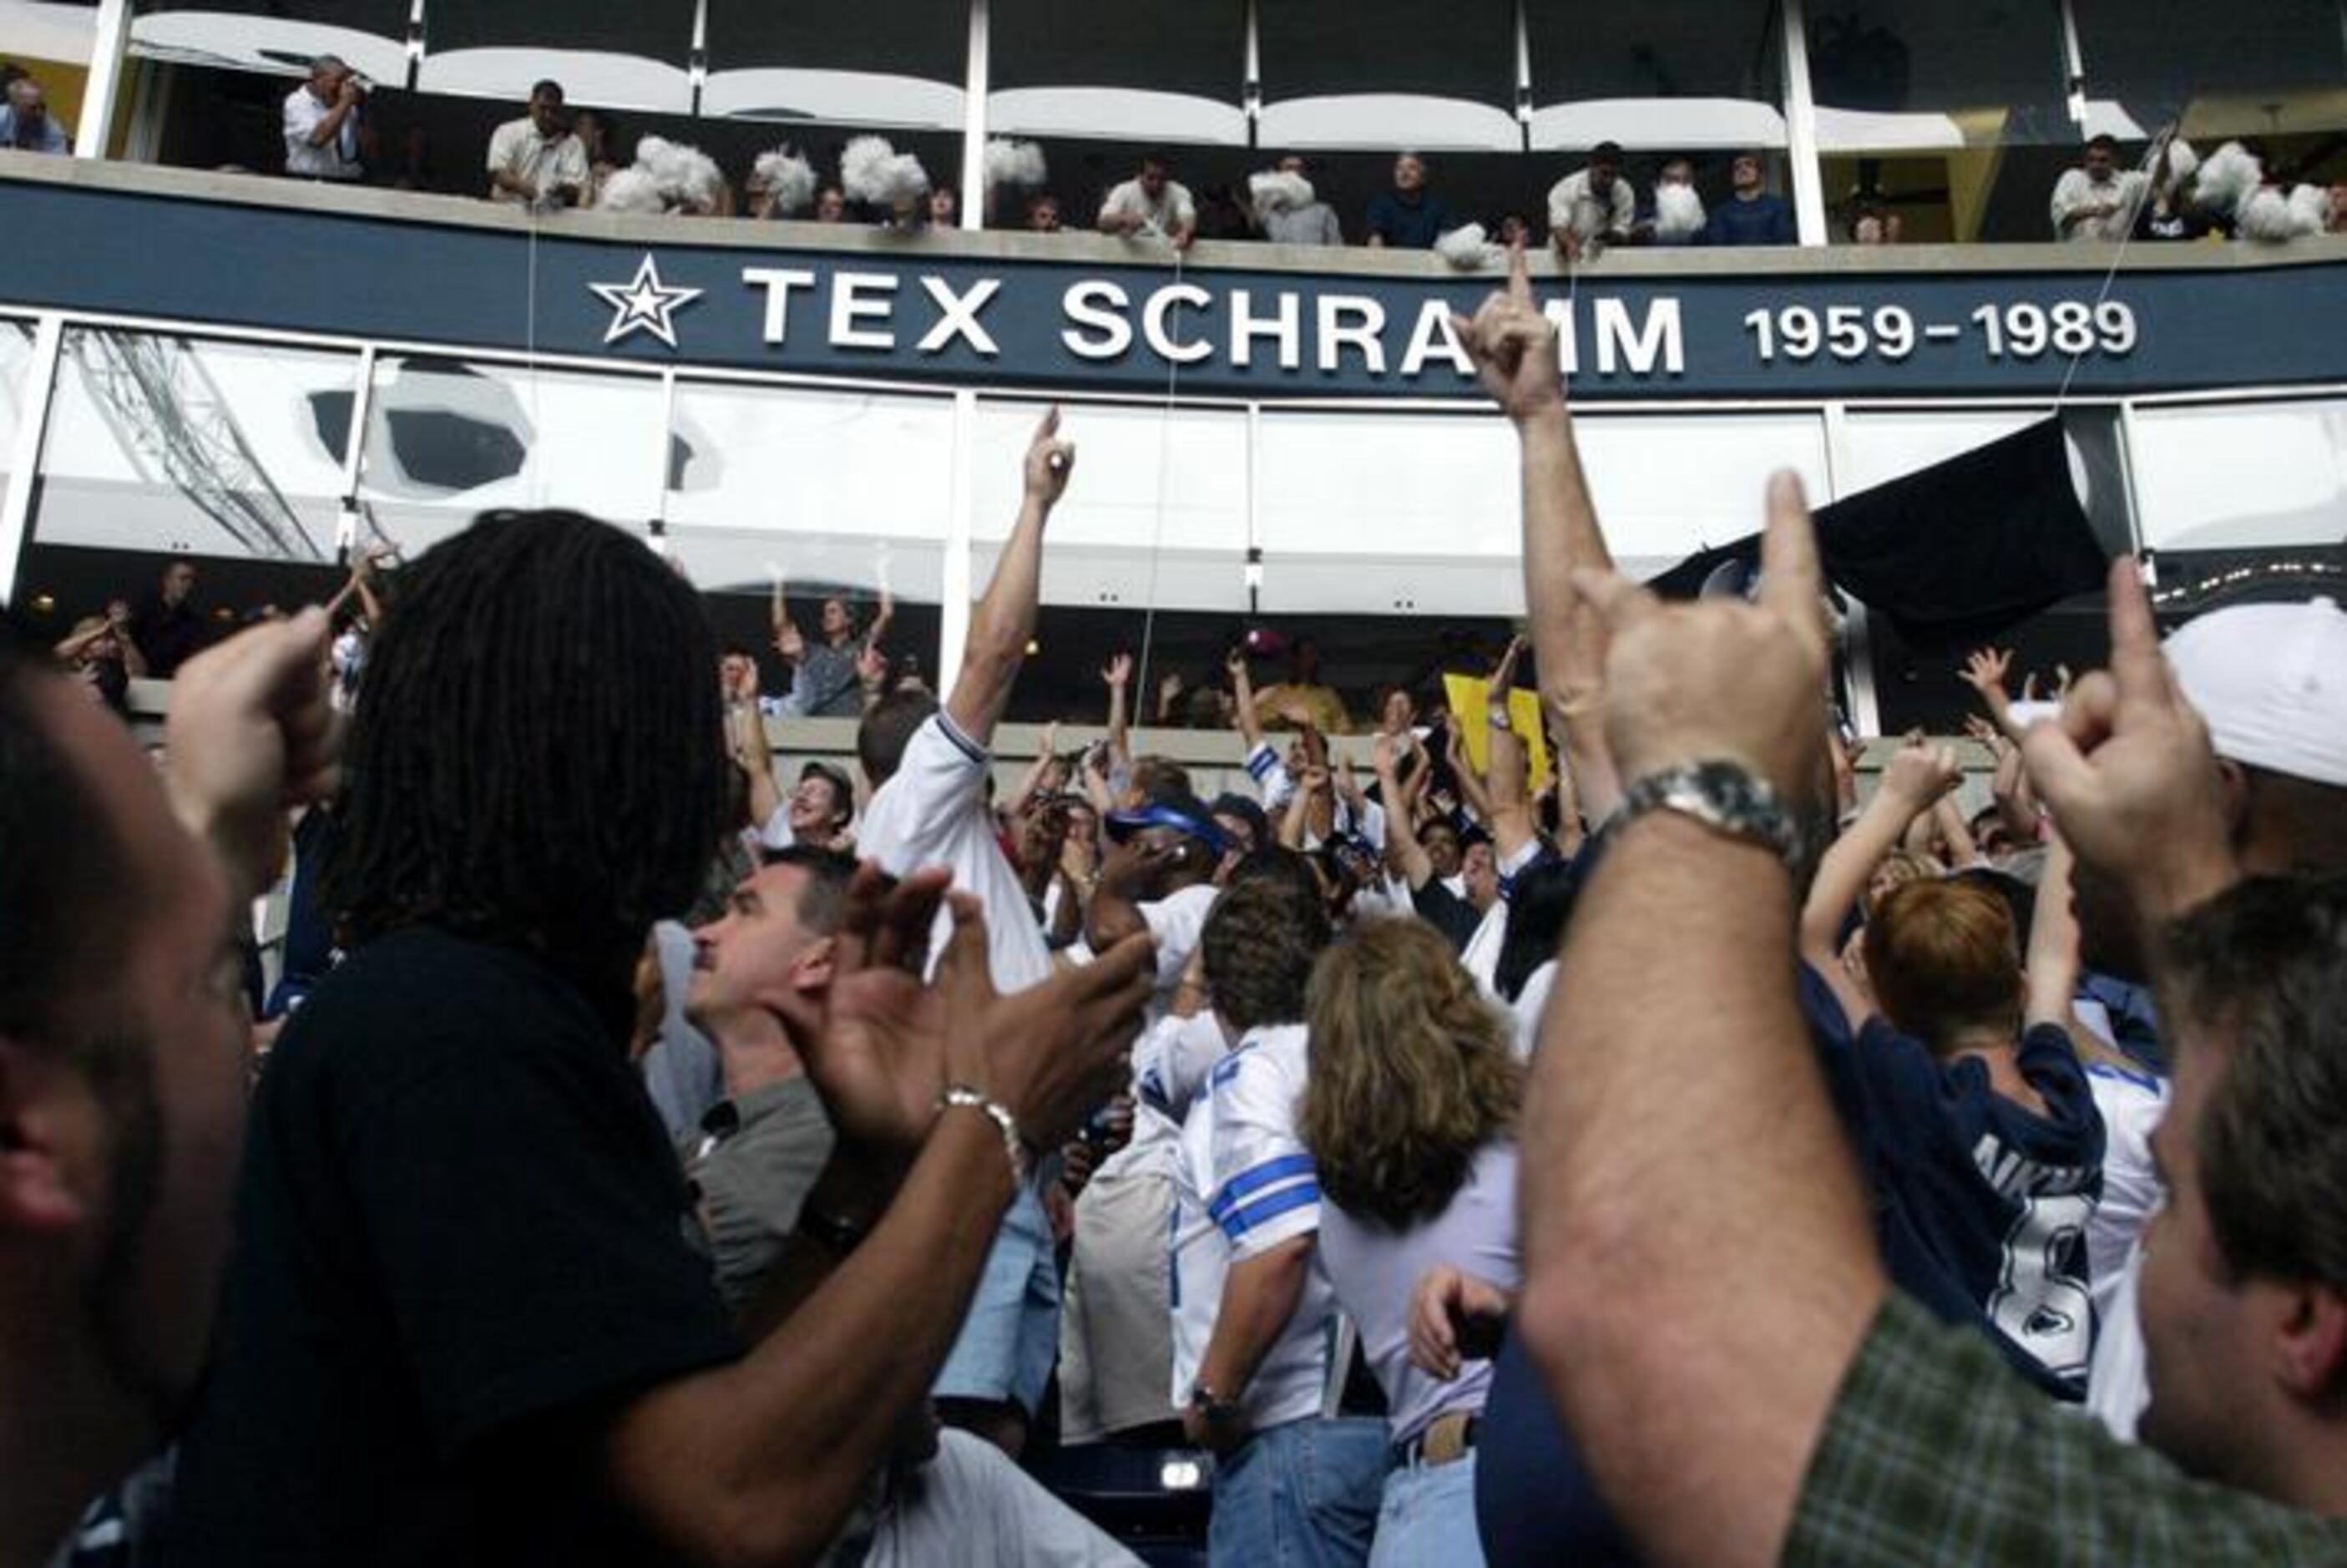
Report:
984,139,1048,190
2286,182,2329,235
597,165,666,215
2192,140,2263,216
754,147,817,215
1653,182,1707,241
2234,183,2329,244
1248,169,1314,214
632,135,725,211
882,154,929,207
1434,222,1500,271
2161,137,2198,181
839,134,898,204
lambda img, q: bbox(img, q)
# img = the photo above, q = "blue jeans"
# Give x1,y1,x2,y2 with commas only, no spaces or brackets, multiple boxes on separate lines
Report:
933,1184,1060,1413
1371,1451,1485,1568
1210,1417,1388,1568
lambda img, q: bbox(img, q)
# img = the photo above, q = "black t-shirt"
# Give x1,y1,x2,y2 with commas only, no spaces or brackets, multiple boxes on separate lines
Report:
167,926,740,1566
127,596,208,678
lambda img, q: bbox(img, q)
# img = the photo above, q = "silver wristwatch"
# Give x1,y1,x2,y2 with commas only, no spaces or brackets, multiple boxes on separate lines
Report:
1616,760,1799,864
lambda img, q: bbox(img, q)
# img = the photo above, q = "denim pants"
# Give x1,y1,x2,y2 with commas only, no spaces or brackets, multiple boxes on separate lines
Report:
1208,1416,1388,1568
1369,1450,1485,1568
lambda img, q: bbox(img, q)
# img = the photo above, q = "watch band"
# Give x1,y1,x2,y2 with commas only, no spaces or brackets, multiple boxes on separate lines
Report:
1617,759,1799,864
941,1085,1031,1185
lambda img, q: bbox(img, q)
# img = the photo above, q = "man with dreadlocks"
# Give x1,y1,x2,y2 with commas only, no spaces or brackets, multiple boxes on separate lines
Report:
167,508,1157,1565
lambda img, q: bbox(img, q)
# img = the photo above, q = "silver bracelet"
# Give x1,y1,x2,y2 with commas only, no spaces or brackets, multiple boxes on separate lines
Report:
940,1085,1030,1186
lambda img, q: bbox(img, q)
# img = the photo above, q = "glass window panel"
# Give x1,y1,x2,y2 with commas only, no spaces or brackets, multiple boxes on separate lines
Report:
2132,401,2347,553
701,0,969,127
1257,0,1521,151
1574,413,1833,577
1255,410,1522,617
1529,0,1788,150
0,318,36,529
988,0,1246,143
665,381,954,603
357,354,665,561
1839,408,2050,493
1807,0,2070,149
426,0,692,63
2076,0,2347,138
970,398,1250,613
33,329,357,562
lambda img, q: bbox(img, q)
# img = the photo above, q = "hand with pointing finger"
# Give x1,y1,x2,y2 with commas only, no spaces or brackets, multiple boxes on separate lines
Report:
2019,556,2237,921
1453,244,1566,426
1573,472,1831,802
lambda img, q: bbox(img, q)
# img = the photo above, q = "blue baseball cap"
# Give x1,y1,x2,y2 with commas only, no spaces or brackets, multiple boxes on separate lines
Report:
1105,792,1229,857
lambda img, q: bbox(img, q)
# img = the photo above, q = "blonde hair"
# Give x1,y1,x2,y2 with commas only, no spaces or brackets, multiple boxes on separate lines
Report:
1300,919,1520,1230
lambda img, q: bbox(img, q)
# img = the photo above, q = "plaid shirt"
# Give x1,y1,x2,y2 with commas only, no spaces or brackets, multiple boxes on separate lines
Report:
1788,1291,2347,1565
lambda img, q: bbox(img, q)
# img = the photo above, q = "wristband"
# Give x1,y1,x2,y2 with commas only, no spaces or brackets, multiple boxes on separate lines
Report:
1617,759,1799,866
941,1085,1031,1186
1486,708,1512,731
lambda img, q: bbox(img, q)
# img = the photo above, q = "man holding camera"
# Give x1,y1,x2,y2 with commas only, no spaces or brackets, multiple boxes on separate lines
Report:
283,54,365,183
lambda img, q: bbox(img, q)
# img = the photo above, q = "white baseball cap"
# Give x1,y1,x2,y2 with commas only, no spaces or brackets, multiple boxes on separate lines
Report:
2164,596,2347,788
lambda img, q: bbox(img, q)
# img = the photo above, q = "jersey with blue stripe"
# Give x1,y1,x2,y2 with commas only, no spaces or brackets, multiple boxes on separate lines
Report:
1168,1022,1343,1431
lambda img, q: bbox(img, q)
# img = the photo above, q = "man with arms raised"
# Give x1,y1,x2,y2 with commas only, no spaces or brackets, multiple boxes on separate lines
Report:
848,408,1090,1459
1509,434,2347,1560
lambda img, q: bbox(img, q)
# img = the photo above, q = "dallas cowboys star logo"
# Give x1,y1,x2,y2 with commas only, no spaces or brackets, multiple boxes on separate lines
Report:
589,255,703,349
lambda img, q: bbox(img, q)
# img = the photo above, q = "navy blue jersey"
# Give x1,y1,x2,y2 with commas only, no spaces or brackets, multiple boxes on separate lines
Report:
1825,1017,2107,1399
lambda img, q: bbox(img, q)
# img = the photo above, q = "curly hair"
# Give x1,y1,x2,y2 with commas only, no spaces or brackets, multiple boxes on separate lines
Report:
1201,873,1329,1032
321,510,727,991
1300,918,1521,1230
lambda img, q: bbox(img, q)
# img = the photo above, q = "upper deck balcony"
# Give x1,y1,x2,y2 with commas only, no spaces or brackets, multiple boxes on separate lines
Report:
3,0,2343,730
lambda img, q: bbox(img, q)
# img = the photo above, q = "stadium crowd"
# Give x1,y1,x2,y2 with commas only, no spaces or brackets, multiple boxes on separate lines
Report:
7,248,2347,1568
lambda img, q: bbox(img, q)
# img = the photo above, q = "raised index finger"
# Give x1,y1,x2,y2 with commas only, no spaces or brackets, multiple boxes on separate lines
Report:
1506,240,1534,307
1757,470,1824,643
2103,554,2172,710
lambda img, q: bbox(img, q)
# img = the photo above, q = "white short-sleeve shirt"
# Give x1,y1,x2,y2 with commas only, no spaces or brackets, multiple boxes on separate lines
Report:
1101,176,1197,239
282,86,362,181
486,118,590,205
854,711,1052,995
1169,1022,1344,1430
1546,169,1636,245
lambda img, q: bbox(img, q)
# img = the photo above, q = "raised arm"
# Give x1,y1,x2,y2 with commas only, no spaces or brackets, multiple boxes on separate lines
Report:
1797,739,1960,979
1456,246,1624,821
1518,473,1884,1568
1483,635,1539,864
1278,764,1326,850
1003,721,1062,820
1373,732,1437,891
1445,723,1495,825
1956,645,2025,744
2026,834,2083,1029
948,407,1074,747
1227,646,1265,755
864,586,895,655
1101,652,1134,770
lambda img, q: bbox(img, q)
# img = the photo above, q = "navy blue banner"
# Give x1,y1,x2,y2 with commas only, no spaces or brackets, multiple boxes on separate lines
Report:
5,174,2344,402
